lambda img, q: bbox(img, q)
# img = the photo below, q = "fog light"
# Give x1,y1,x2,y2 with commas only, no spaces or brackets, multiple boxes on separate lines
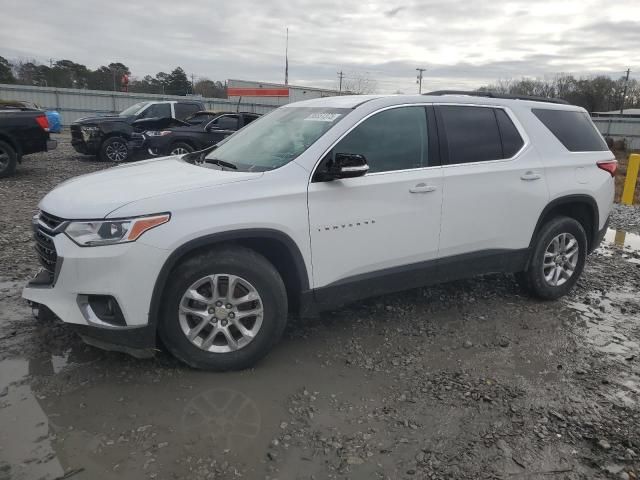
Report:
77,294,126,327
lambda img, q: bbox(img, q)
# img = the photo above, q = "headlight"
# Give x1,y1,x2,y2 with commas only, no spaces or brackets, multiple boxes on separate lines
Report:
145,130,172,137
65,213,170,246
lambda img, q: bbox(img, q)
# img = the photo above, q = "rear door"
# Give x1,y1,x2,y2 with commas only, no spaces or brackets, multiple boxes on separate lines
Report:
436,104,549,259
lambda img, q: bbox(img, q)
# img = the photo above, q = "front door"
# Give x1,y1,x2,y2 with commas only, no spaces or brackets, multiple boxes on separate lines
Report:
307,105,443,292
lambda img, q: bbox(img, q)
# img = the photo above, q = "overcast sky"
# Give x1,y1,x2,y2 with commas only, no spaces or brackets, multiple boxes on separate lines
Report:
1,0,639,93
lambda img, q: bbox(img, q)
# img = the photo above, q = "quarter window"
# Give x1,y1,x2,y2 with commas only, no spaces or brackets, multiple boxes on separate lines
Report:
532,108,608,152
333,106,428,173
438,106,502,164
495,109,524,157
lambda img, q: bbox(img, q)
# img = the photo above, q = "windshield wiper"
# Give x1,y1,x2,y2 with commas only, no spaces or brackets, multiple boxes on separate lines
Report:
203,158,237,170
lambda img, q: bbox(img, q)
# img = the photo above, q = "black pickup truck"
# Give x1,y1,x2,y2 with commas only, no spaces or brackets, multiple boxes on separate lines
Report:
70,100,204,163
0,106,57,178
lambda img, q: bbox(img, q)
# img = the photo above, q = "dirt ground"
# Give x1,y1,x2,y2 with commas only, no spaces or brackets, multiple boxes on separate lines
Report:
1,134,639,480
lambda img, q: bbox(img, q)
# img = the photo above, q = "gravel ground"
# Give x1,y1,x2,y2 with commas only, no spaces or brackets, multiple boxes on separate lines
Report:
0,135,639,480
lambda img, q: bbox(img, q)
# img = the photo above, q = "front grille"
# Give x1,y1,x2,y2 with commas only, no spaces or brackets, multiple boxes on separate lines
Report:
33,211,66,281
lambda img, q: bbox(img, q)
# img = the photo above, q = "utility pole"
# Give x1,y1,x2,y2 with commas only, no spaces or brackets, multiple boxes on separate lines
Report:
284,27,289,86
620,68,631,115
191,73,195,95
337,71,344,95
416,68,426,94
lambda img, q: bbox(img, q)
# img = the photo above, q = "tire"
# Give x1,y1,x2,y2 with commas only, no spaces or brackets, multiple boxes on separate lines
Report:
0,140,17,178
100,137,129,163
158,246,288,371
517,216,587,300
169,142,194,156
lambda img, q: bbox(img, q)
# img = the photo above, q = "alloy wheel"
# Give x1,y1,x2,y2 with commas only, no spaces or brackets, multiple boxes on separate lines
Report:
171,147,189,155
178,274,264,353
106,141,128,162
542,232,579,287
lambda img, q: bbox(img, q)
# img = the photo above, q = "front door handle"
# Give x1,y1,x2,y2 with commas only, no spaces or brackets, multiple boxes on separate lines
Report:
521,171,542,181
409,183,437,193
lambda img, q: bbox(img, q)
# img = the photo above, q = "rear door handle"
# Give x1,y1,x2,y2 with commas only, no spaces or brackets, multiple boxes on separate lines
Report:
520,171,542,181
409,183,437,193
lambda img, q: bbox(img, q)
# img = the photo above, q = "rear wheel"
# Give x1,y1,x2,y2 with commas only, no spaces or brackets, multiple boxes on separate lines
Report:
517,216,587,300
170,142,194,156
0,140,17,178
100,137,129,163
158,246,288,371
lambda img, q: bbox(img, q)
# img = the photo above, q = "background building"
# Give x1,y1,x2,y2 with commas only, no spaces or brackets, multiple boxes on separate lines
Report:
227,79,341,106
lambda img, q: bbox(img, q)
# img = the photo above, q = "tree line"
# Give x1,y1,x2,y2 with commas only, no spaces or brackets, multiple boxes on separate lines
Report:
477,74,640,113
0,56,227,98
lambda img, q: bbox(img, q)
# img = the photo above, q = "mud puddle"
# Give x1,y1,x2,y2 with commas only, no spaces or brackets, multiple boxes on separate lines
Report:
601,228,640,264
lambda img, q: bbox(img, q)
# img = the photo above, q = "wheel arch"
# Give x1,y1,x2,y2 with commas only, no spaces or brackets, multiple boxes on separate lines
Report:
148,229,310,328
530,194,600,254
0,132,21,159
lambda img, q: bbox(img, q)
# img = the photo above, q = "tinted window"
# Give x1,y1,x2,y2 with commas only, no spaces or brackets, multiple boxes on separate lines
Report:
243,114,259,126
212,115,239,130
438,106,502,164
139,103,171,119
495,109,524,157
532,109,608,152
175,103,201,120
334,106,428,173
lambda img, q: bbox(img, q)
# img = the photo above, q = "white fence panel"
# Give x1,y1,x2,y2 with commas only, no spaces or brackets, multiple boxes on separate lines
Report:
0,84,277,126
593,117,640,150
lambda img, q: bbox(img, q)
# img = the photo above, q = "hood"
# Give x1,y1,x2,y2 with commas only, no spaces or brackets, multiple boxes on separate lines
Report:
39,157,263,219
73,115,134,125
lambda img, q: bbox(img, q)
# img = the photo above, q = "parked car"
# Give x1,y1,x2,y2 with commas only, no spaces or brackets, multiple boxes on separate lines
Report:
145,111,260,156
70,100,204,163
23,92,615,371
0,104,57,177
0,100,62,133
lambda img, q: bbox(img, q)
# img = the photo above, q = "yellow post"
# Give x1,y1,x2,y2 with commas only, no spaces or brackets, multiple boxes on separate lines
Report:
621,153,640,205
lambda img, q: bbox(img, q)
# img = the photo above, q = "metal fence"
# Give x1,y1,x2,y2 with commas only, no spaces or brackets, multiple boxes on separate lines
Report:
593,117,640,150
0,83,278,126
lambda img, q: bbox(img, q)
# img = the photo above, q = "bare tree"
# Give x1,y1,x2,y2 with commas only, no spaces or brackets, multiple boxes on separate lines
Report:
342,74,377,95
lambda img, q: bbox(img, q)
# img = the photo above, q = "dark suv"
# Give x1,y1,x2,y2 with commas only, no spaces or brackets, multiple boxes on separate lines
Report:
70,100,204,162
145,111,260,156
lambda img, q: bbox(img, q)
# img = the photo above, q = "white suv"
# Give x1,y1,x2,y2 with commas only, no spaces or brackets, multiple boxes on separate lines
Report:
23,92,616,370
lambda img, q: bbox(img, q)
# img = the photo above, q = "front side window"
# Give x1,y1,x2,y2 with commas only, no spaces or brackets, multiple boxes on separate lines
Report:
119,102,148,117
175,103,201,120
203,107,349,172
438,105,502,164
211,115,239,130
333,106,428,173
139,103,171,119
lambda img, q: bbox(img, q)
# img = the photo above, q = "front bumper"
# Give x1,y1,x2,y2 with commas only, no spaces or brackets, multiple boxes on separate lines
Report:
23,233,170,356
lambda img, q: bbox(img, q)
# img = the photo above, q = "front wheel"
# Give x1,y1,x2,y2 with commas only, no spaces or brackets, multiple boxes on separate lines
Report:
158,246,288,371
100,137,129,163
169,142,194,156
517,216,587,300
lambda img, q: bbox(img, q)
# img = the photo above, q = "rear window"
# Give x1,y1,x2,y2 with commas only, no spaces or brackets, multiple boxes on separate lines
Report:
532,109,608,152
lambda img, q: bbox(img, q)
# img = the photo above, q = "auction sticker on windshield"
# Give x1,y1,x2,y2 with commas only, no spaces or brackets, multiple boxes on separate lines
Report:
304,113,342,122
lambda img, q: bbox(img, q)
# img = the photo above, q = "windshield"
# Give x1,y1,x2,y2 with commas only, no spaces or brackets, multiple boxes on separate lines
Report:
119,102,149,117
203,107,349,171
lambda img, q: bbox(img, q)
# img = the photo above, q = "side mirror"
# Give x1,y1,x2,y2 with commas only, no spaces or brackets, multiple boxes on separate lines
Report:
325,153,369,180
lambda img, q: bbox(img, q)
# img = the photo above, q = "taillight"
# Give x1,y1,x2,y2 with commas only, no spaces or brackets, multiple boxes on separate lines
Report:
597,160,617,177
35,115,50,132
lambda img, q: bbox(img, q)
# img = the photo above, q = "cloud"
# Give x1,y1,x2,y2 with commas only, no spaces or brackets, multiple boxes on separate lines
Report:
1,0,639,93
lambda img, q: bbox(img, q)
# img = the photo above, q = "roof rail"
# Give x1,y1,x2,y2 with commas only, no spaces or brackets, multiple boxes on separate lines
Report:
424,90,570,105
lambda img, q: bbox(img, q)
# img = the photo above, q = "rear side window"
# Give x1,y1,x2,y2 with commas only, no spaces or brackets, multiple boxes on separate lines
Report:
495,109,524,157
532,109,608,152
438,106,502,164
